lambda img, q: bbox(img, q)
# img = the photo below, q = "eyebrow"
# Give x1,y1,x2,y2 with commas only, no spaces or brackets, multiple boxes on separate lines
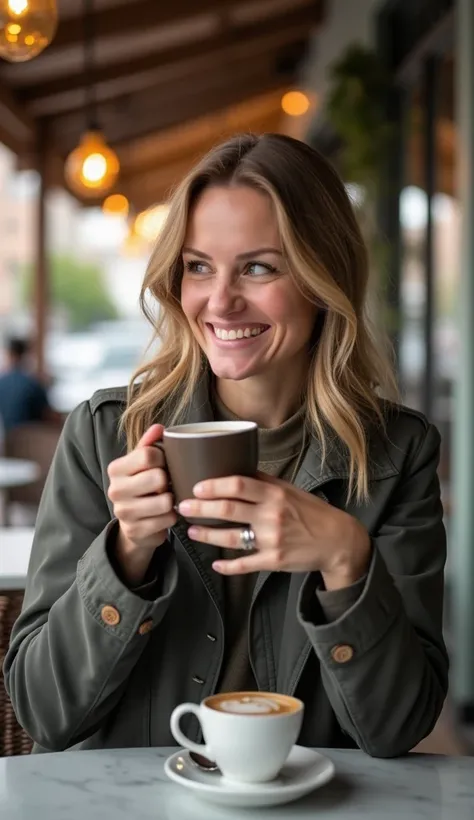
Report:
182,246,283,260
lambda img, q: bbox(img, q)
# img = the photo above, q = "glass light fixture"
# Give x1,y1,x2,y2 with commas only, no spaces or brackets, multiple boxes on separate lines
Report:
64,0,120,199
0,0,58,62
65,130,120,198
281,90,310,117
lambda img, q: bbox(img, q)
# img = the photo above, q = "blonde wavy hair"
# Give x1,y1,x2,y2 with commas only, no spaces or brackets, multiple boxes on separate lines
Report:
121,133,398,502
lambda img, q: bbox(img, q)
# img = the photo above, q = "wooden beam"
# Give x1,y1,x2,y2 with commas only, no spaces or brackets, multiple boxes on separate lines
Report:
118,110,284,179
49,60,285,150
50,0,232,52
22,3,318,112
121,160,197,211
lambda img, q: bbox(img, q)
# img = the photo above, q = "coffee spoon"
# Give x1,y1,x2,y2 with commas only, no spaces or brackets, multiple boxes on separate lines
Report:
189,751,220,772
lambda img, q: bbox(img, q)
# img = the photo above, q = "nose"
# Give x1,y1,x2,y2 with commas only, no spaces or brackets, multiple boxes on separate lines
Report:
207,275,245,316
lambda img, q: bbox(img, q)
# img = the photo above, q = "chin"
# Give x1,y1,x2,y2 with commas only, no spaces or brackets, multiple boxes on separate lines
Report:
207,356,261,382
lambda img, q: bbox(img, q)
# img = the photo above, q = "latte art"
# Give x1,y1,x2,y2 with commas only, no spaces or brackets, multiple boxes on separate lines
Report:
206,691,299,716
218,696,283,714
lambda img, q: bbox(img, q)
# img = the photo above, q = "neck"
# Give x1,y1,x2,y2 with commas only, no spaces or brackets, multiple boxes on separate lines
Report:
216,366,306,429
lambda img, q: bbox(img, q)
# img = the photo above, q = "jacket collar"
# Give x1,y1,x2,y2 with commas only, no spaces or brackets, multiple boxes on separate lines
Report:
166,370,398,486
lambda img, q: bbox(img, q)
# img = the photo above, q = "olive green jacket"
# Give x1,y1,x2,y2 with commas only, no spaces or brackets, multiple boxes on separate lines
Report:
4,382,448,757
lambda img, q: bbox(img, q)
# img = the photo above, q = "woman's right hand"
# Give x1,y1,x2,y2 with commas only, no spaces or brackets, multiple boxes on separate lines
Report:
107,424,177,585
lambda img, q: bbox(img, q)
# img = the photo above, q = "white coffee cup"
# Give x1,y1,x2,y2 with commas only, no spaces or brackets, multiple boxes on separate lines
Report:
170,691,304,784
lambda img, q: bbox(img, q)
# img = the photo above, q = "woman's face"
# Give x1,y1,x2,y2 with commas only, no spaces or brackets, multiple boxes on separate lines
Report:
180,185,318,383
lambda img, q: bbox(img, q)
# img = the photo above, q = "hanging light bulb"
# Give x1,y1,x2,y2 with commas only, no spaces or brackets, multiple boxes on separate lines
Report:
65,130,120,199
102,193,129,218
0,0,58,62
64,0,120,199
281,90,310,117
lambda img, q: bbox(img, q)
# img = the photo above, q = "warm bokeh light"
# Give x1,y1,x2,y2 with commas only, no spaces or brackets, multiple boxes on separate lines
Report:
281,90,310,117
134,204,170,243
0,0,57,62
122,220,146,257
102,193,129,218
65,131,120,199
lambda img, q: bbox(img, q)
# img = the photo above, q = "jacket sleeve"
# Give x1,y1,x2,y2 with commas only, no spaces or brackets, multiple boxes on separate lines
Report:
297,423,448,758
3,400,178,752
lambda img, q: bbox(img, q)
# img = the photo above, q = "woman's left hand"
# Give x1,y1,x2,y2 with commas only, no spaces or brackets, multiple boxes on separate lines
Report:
178,473,372,590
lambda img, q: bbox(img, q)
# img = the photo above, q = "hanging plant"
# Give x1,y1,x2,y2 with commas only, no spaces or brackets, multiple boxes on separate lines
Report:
326,44,398,336
326,44,394,192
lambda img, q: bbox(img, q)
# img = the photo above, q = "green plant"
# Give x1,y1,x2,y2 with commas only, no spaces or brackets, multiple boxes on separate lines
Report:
326,44,398,337
326,44,394,190
21,254,119,330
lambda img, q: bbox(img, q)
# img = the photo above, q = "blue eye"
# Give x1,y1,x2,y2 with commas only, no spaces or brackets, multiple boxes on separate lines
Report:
247,262,278,276
184,260,210,274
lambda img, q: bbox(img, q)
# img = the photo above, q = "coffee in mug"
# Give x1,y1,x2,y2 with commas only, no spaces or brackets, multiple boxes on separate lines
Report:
159,421,258,526
170,691,304,784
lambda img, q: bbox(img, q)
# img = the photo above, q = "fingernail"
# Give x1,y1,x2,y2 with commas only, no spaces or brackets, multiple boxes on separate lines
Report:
188,527,199,539
178,500,192,513
212,561,223,572
193,482,205,495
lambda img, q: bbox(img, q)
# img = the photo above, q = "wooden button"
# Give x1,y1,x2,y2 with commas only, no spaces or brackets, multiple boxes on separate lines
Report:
138,619,153,636
101,605,121,627
331,644,354,664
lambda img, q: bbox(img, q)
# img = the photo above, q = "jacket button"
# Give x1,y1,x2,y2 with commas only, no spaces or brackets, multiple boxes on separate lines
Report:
101,605,121,627
138,619,153,636
331,644,354,664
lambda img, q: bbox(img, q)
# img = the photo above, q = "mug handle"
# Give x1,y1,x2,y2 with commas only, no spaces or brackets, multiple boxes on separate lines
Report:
170,703,211,757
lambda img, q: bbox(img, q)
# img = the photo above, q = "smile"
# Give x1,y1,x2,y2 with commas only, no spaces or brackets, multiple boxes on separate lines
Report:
209,324,269,341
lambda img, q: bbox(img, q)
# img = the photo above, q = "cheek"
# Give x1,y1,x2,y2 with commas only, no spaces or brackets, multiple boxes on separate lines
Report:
267,286,317,333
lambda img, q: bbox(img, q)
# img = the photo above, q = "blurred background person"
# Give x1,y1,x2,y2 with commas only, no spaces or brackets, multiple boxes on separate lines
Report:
0,337,58,431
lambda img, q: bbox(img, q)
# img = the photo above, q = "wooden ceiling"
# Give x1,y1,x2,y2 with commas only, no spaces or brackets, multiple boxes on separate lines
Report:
0,0,324,210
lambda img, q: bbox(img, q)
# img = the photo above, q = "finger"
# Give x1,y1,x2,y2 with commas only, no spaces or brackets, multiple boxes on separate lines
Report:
137,424,165,448
192,475,273,504
212,552,274,576
115,492,176,522
187,524,257,548
109,467,169,502
108,444,165,479
178,497,254,525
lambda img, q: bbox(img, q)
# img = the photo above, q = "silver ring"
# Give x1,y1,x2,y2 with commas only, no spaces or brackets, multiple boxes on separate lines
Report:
239,527,256,551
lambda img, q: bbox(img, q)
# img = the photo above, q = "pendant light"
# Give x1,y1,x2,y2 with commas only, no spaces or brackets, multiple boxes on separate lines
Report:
65,0,119,199
0,0,57,62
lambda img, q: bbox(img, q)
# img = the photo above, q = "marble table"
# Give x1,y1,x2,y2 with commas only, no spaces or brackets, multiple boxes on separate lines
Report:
0,458,40,524
0,527,34,589
0,747,473,819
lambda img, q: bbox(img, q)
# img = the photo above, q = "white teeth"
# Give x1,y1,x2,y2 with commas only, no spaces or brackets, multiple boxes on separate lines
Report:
214,326,265,341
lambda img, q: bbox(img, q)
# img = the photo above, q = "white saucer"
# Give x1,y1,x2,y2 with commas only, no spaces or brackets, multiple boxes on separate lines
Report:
164,745,335,808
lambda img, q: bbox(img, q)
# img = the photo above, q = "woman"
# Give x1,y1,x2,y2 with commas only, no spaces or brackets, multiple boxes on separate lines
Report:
4,133,448,757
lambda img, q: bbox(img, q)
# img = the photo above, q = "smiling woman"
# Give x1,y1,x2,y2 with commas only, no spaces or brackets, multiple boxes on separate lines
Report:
4,134,448,761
